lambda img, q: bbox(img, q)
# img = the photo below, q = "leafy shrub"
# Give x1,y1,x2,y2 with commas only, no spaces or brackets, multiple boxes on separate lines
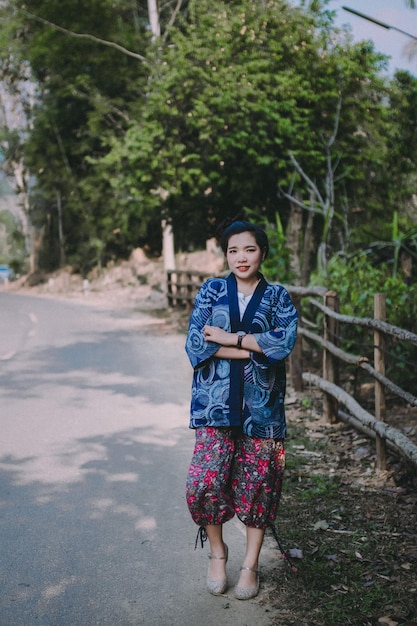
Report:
311,253,417,393
248,211,296,284
313,253,416,328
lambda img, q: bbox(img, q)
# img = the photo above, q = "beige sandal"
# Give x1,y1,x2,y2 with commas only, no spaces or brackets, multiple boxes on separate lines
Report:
234,566,260,600
206,543,228,595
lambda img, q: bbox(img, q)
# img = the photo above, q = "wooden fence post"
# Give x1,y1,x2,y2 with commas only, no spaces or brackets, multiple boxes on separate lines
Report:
323,290,339,423
167,270,174,307
290,295,303,391
374,293,387,471
185,271,192,305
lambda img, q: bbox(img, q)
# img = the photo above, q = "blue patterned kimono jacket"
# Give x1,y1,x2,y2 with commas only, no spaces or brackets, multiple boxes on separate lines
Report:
185,273,298,439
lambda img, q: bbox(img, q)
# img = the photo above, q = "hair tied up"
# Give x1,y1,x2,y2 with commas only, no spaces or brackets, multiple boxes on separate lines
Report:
216,218,269,258
215,215,245,241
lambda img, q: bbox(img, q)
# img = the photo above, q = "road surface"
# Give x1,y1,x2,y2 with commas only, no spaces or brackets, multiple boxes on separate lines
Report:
0,292,282,626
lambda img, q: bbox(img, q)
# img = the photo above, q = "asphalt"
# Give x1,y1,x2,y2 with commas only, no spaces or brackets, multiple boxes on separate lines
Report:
0,291,284,626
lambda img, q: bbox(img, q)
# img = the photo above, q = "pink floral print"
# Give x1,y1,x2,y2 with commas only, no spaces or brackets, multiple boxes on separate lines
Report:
186,427,285,530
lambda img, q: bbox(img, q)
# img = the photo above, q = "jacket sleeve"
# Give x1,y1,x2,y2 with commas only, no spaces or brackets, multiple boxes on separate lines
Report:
185,280,222,369
253,286,298,364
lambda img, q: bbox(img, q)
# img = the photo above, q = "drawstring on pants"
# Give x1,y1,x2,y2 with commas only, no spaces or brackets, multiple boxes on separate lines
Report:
268,523,298,573
194,526,208,550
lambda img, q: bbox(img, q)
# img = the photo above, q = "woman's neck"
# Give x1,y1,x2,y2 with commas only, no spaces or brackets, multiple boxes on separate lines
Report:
236,275,260,297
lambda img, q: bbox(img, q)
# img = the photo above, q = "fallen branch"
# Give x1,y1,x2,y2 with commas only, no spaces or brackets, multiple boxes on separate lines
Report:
302,372,417,466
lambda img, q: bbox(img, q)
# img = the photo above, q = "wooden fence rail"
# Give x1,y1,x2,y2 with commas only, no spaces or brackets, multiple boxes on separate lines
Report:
308,297,417,345
286,286,417,469
167,272,417,469
167,269,222,308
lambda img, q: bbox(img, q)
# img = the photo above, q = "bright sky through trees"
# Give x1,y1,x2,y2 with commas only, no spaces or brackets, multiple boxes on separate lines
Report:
291,0,416,75
330,0,416,74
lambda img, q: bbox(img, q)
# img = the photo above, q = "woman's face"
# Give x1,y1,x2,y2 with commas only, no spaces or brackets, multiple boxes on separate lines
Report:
226,231,264,283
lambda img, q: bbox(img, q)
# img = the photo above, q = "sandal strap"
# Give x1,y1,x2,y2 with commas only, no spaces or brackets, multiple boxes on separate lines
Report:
208,542,228,561
240,566,259,573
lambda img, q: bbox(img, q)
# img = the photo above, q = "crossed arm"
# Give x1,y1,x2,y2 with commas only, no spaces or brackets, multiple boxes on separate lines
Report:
203,325,264,359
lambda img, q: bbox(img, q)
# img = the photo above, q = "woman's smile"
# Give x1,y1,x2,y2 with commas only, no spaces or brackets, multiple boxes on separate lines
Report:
226,232,264,289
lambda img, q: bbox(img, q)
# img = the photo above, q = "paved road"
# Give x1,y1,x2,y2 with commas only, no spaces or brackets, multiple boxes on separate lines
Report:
0,292,281,626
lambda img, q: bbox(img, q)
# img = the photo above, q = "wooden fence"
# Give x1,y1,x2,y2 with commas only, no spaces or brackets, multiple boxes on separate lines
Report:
286,286,417,469
167,271,417,469
167,269,216,309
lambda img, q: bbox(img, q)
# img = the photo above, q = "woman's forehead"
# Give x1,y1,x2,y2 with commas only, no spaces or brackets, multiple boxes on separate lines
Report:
227,232,258,247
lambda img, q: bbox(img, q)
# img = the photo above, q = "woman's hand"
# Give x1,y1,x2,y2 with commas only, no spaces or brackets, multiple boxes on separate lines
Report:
203,325,233,346
204,325,263,355
204,326,251,359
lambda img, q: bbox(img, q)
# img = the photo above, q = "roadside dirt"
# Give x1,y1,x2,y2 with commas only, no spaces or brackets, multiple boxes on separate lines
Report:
266,394,417,625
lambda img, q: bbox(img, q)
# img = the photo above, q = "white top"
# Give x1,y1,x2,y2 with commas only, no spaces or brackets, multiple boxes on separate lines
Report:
238,292,253,320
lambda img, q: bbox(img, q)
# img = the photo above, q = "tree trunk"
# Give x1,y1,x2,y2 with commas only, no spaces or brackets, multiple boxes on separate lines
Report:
12,161,35,272
147,0,161,38
147,0,176,272
162,219,176,272
301,209,315,286
0,75,36,272
286,198,302,284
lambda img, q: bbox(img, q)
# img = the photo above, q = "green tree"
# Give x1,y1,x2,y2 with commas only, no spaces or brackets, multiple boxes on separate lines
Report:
2,0,154,271
342,69,417,282
99,0,389,257
0,5,37,270
2,0,417,284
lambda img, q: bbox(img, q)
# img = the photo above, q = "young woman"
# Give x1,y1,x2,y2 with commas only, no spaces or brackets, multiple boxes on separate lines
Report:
185,220,298,600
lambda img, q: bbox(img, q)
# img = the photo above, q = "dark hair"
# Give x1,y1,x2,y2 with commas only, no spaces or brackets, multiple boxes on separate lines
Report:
217,220,269,258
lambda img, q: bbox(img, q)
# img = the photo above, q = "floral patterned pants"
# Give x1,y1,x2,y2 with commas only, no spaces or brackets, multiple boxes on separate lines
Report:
186,427,285,530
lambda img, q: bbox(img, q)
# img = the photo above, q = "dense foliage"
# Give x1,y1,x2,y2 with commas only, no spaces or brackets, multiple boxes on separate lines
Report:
98,0,392,255
0,0,417,282
312,251,417,390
